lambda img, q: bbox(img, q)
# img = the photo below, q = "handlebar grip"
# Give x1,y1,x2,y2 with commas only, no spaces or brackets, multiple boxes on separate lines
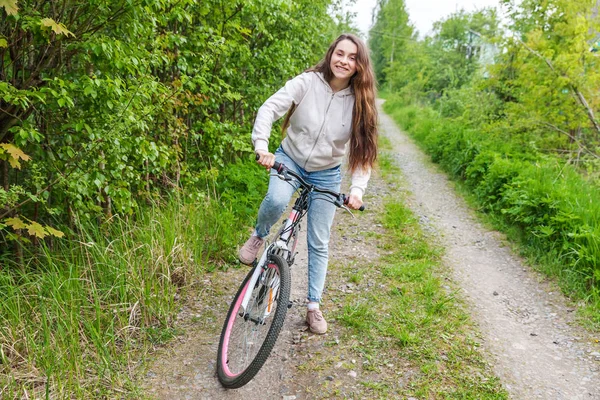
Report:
255,153,283,172
343,195,365,211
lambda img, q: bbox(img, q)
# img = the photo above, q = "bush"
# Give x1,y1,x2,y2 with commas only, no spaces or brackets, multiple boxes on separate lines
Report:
383,99,600,308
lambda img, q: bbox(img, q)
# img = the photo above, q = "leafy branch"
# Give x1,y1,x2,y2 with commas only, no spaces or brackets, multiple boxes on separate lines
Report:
516,38,600,136
0,76,184,221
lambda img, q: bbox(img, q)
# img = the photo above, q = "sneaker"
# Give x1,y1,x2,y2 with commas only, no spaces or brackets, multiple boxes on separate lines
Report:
306,309,328,334
238,235,264,265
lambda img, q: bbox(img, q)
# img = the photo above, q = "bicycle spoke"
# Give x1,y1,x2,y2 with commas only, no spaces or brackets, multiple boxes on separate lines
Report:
217,254,290,388
222,265,280,375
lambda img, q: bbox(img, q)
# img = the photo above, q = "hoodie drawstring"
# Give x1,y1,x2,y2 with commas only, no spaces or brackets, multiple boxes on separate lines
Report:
342,95,346,127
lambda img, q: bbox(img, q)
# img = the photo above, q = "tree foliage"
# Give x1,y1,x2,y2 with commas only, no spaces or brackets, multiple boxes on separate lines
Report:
368,0,414,87
489,0,600,159
373,0,600,305
374,0,599,160
0,0,346,258
372,6,499,97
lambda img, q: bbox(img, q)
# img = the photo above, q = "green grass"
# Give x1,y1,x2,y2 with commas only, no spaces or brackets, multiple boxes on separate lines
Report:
0,157,268,398
0,194,251,398
330,153,507,399
382,96,600,330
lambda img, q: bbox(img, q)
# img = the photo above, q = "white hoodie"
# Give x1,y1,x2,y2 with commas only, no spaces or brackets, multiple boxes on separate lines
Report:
252,71,370,198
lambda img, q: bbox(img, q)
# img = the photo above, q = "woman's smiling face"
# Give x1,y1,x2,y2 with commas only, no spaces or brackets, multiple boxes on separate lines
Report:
329,39,358,83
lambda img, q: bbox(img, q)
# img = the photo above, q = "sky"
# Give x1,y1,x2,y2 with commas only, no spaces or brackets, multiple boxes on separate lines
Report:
347,0,502,38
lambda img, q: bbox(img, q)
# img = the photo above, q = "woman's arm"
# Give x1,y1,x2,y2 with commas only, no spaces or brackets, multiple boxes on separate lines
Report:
347,167,371,209
252,72,312,154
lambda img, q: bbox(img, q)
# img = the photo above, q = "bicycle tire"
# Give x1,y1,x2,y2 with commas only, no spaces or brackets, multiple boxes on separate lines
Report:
216,253,290,388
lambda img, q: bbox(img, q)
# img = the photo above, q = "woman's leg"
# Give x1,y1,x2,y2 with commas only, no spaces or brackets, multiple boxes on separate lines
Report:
305,166,342,303
239,148,301,264
254,149,301,238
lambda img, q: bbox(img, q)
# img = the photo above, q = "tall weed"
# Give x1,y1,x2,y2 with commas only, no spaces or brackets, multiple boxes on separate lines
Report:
0,158,268,398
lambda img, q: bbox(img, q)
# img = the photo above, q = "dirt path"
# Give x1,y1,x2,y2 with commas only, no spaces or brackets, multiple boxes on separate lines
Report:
142,101,600,399
142,163,389,400
378,100,600,399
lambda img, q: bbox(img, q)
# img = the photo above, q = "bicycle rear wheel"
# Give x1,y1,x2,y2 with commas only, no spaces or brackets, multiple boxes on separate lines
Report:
217,253,290,388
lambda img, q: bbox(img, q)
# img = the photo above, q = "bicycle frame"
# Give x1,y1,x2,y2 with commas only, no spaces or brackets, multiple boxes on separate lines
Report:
239,200,302,318
238,159,359,320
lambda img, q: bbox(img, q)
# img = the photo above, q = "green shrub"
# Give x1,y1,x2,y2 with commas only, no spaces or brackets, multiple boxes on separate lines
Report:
384,99,600,315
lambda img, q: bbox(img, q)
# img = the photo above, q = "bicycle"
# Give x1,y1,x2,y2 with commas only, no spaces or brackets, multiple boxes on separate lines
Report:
216,159,364,389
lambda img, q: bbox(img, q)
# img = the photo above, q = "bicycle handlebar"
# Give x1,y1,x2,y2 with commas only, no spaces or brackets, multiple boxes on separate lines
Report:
256,154,365,212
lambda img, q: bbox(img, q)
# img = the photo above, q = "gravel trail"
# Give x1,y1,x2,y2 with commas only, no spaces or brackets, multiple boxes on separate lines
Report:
142,101,600,399
378,99,600,399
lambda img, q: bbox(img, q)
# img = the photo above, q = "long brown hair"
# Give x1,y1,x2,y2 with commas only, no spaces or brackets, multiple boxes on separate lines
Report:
282,33,378,172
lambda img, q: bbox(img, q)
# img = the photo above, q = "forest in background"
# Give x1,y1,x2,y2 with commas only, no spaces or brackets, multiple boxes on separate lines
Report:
371,0,600,324
2,0,600,397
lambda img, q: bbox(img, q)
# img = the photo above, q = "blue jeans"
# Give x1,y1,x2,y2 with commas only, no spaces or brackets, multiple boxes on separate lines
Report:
255,147,341,303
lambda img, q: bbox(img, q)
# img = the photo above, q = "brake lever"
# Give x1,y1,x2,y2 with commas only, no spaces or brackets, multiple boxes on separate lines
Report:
270,171,293,181
340,204,356,218
335,195,356,218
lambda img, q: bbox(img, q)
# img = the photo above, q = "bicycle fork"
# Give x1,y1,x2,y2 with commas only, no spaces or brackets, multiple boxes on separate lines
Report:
239,245,284,323
239,208,301,322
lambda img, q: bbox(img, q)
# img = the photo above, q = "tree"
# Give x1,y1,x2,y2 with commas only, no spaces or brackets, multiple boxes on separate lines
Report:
489,0,600,158
368,0,413,87
0,0,338,261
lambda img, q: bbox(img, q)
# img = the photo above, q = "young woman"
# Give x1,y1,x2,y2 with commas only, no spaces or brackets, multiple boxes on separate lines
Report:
238,33,378,334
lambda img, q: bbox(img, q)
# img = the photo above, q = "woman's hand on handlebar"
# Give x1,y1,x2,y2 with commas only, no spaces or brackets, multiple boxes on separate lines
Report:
255,150,275,170
346,193,363,210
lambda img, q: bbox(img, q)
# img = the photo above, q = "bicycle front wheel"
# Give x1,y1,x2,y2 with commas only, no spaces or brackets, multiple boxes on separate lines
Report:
217,253,291,388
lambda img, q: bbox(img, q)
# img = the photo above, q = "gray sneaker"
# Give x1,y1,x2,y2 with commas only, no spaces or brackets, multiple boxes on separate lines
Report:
238,235,264,265
306,309,328,334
